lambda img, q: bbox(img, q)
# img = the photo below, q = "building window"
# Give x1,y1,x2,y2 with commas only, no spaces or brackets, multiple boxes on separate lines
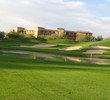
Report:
86,33,89,35
66,32,69,34
41,31,43,32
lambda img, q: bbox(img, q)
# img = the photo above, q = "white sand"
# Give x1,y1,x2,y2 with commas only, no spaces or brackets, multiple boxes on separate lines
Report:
83,50,107,54
20,44,57,48
91,45,110,49
59,46,82,51
64,57,81,62
92,62,110,65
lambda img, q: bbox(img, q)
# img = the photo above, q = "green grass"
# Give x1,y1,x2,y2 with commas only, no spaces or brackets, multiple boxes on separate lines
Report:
0,38,41,48
0,55,110,100
1,39,110,100
0,38,110,58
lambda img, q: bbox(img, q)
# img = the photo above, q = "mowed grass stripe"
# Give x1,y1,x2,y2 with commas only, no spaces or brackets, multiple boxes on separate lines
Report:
0,69,50,100
0,55,110,100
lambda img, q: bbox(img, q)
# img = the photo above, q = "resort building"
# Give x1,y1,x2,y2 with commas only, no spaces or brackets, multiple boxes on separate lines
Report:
10,27,93,40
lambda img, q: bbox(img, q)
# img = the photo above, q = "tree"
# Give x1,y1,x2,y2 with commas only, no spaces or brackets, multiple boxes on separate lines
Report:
96,35,103,41
0,31,5,40
85,36,95,42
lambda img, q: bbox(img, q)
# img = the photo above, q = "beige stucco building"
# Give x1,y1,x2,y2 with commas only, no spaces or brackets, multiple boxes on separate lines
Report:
10,27,93,40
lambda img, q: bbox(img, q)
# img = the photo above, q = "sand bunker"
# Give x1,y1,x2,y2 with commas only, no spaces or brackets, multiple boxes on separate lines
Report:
59,46,82,51
92,62,110,65
64,57,81,62
83,50,107,54
20,44,57,48
91,45,110,49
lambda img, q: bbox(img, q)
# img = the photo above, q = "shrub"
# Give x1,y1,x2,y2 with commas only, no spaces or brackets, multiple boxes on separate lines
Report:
37,33,66,41
76,36,95,42
45,33,66,40
76,36,86,42
85,36,96,42
36,35,47,42
21,34,35,39
96,35,103,41
0,31,5,40
6,32,21,39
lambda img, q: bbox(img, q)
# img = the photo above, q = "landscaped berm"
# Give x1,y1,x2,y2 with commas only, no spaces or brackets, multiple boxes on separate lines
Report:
0,30,110,100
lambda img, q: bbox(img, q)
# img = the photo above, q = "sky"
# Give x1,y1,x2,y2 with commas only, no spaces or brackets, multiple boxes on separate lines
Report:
0,0,110,37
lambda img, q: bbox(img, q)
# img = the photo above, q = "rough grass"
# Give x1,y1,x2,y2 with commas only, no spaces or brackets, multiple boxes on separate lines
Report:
0,55,110,100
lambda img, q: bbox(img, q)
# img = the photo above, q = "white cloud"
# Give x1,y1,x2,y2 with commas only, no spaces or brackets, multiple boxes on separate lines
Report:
106,0,110,2
21,0,33,5
101,17,110,21
0,0,110,37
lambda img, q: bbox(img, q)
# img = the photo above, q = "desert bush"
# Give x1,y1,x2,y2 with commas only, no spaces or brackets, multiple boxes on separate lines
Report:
0,31,5,40
76,36,95,42
76,36,86,42
37,35,47,42
85,36,96,42
45,33,66,40
21,34,35,39
37,33,66,41
96,35,103,41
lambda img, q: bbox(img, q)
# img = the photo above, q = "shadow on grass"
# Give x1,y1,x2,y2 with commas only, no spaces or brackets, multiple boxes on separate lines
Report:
0,56,110,73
